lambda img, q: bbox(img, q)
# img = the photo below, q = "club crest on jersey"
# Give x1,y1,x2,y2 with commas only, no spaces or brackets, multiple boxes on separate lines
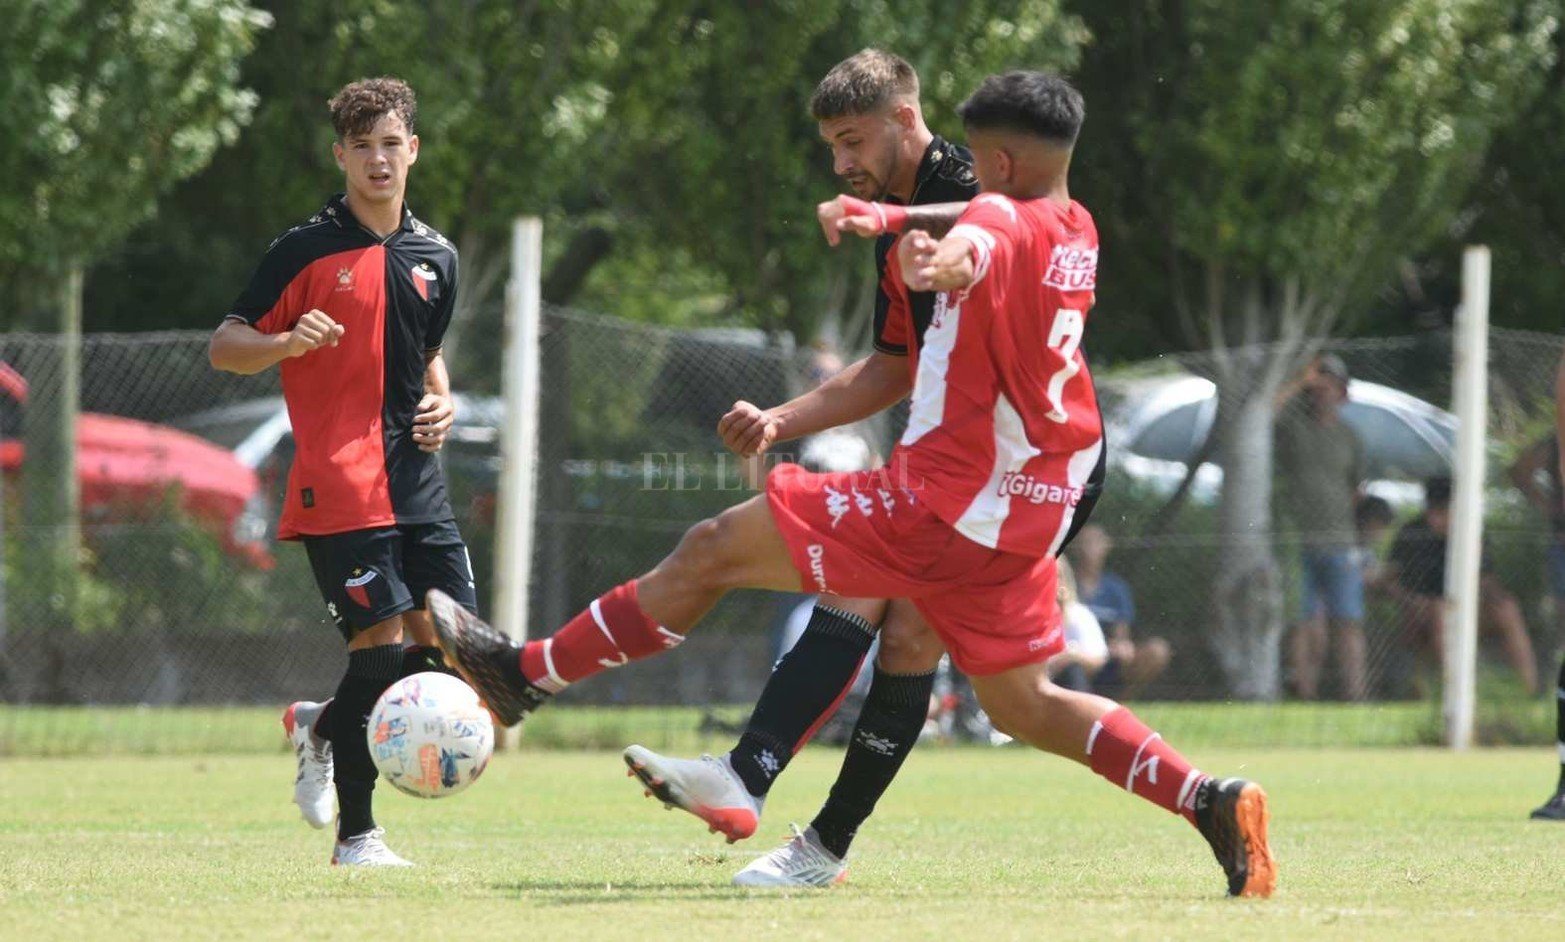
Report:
335,267,355,292
1043,245,1098,291
344,567,379,608
411,262,437,300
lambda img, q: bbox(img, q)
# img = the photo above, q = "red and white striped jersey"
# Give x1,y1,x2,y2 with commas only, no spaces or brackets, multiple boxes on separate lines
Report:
887,192,1104,558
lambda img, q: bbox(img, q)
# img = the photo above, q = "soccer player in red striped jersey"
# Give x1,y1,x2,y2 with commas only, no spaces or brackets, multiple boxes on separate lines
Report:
431,71,1276,897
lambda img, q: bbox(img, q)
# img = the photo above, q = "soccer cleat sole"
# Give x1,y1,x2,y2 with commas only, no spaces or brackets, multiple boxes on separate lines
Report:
426,589,526,727
623,752,758,843
1232,783,1276,898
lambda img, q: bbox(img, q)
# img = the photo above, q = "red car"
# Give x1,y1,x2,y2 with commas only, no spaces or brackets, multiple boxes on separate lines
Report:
0,362,271,568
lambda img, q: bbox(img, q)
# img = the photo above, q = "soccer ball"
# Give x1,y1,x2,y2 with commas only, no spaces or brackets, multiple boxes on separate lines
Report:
367,672,495,798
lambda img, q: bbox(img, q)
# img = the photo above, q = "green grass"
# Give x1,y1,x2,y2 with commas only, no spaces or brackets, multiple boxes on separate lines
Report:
3,699,1555,756
3,746,1563,940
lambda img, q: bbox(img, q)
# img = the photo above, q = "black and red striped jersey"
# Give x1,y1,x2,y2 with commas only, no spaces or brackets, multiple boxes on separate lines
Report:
224,194,458,539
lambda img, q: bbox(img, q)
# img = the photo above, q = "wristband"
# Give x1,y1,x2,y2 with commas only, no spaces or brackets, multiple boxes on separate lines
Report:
841,196,908,234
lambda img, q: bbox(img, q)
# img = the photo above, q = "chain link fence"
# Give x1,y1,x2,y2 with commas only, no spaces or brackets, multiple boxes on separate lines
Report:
0,310,1559,752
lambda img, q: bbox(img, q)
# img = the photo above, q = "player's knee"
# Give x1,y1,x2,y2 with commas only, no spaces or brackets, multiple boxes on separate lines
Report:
668,513,745,590
349,615,404,650
876,613,943,673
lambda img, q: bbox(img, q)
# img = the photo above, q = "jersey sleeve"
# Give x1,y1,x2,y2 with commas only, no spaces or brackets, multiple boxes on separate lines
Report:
425,252,459,353
224,233,313,334
945,193,1022,288
873,244,911,355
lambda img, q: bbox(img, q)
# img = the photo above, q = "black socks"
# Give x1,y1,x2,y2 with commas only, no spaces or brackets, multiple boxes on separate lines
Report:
809,667,934,859
728,605,877,798
329,643,403,841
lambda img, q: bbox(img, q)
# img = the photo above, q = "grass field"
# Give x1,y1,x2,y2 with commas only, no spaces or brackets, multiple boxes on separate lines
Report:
4,697,1555,755
4,744,1564,941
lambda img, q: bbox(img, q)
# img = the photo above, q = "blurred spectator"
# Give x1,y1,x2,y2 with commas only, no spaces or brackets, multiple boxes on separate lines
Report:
1507,433,1565,656
1276,353,1369,701
1353,495,1398,587
1377,477,1539,696
806,339,847,386
1048,557,1109,692
1067,524,1170,698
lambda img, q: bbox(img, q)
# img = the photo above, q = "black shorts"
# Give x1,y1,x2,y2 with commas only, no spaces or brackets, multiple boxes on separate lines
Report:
302,519,479,640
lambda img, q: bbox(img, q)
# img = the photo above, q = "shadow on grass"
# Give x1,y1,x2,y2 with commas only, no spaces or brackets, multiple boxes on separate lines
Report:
486,880,794,904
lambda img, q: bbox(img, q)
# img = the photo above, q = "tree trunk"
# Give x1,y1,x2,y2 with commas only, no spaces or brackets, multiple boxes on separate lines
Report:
1210,350,1285,700
23,262,83,703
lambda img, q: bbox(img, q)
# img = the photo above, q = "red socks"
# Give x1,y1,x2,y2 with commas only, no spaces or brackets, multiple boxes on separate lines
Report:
1086,707,1206,823
520,580,684,692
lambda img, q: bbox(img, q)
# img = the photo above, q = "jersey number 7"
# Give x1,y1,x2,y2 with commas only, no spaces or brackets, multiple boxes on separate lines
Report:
1045,308,1084,423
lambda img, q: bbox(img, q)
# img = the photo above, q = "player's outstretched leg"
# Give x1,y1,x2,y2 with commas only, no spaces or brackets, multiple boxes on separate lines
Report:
1531,654,1565,820
283,700,335,829
433,496,801,726
972,663,1276,898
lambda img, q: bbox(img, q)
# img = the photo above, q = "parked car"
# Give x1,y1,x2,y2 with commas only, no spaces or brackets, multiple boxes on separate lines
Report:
0,362,270,567
172,393,506,545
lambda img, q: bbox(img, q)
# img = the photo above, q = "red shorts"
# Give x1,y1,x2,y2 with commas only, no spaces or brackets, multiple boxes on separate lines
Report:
764,463,1063,675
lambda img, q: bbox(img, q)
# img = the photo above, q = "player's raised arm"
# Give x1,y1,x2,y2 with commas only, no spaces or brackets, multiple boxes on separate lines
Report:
899,228,976,292
816,195,968,246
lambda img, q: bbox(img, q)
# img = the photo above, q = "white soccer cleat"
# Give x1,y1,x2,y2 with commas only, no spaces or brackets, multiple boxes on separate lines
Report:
282,700,335,829
623,745,763,843
732,824,847,887
331,827,414,867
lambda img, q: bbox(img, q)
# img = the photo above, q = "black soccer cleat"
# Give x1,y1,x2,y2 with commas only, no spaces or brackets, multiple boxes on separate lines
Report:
1529,790,1565,821
1193,777,1277,898
426,589,551,727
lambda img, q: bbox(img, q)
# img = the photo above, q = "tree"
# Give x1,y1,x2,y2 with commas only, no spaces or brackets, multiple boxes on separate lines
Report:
0,0,268,693
1073,0,1557,698
589,1,1088,344
84,0,1087,369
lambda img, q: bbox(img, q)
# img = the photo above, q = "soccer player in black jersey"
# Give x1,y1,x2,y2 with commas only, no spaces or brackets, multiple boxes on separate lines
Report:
210,78,476,865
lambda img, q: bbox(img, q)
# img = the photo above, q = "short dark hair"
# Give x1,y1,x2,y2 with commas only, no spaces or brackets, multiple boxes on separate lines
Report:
329,77,417,139
1356,495,1396,529
957,71,1084,146
810,49,919,121
1424,476,1453,509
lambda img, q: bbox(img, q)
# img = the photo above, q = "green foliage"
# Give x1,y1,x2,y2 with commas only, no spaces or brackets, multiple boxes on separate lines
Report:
83,0,1085,347
0,0,270,315
597,0,1086,340
1074,0,1558,349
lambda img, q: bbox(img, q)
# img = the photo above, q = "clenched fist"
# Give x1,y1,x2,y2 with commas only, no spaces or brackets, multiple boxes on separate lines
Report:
717,400,781,457
285,309,345,358
816,195,906,247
